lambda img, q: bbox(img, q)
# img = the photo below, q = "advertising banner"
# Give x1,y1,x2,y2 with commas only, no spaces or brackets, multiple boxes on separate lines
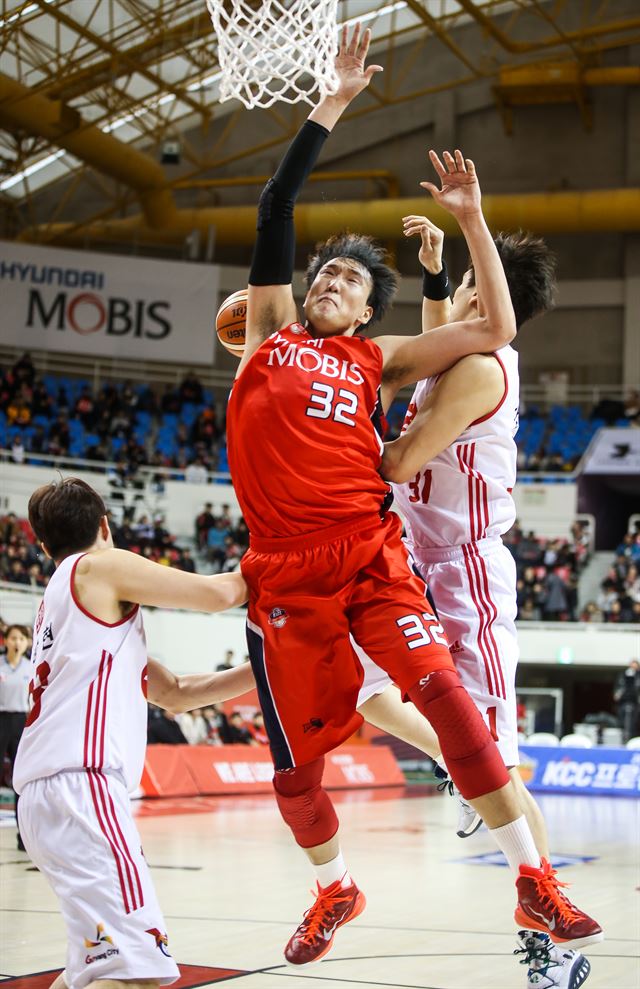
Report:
139,743,404,798
519,745,640,796
582,428,640,475
0,241,219,364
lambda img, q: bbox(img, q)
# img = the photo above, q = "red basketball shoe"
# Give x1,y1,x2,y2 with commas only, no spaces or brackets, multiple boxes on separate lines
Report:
284,879,366,966
515,858,603,949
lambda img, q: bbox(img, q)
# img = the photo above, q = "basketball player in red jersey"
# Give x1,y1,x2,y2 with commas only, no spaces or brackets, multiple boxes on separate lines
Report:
227,24,601,967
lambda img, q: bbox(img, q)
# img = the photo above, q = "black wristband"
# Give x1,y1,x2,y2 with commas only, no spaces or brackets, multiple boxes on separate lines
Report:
422,260,450,301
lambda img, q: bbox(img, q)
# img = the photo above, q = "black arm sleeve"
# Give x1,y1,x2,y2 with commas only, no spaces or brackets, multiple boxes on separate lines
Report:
249,119,330,286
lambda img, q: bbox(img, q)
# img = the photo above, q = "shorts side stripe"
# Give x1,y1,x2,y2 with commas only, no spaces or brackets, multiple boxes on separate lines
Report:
97,770,144,909
246,618,295,770
474,548,507,699
462,544,496,695
458,445,504,698
86,768,133,913
92,770,139,912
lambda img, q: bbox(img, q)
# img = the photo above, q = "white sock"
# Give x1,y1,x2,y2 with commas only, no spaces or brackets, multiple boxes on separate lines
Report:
489,815,541,873
314,851,351,890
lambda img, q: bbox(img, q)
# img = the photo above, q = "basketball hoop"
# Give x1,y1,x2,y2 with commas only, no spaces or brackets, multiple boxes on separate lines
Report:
206,0,340,109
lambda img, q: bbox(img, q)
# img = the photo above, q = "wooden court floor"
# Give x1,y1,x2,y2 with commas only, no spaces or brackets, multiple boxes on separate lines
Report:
1,787,638,989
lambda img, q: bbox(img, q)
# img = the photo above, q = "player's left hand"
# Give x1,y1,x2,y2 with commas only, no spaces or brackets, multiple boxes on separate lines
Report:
420,150,481,221
402,214,444,273
332,23,383,105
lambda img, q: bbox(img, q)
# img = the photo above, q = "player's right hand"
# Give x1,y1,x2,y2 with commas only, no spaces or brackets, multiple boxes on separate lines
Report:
331,23,383,105
420,149,482,222
402,214,444,274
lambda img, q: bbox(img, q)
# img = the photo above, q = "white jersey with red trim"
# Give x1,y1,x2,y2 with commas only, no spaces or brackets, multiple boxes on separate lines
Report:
13,552,148,795
393,345,519,549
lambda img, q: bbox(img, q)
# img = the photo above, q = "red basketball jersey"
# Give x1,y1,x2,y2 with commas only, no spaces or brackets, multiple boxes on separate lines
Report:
227,324,390,538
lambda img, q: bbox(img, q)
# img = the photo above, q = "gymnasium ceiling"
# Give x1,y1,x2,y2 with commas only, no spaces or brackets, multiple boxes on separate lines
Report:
1,0,639,247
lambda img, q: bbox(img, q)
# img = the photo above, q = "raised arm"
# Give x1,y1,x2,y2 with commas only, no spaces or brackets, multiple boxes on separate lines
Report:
238,24,382,376
421,150,515,341
402,214,451,332
376,150,515,402
147,659,256,715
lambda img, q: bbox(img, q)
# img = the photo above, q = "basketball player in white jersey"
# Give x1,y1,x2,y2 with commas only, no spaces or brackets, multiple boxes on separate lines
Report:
353,153,591,987
13,477,253,989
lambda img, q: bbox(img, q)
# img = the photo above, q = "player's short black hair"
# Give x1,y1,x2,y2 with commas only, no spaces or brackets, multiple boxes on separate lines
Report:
305,232,399,325
467,231,556,329
28,477,107,560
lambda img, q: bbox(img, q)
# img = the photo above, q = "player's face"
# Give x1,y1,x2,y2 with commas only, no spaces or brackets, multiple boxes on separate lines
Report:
449,269,478,323
304,258,374,337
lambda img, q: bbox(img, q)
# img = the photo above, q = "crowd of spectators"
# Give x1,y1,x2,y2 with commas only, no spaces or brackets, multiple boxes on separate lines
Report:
1,355,225,476
4,354,639,478
0,509,196,586
505,519,592,622
514,391,639,473
0,512,53,588
112,513,197,572
147,704,267,747
581,528,640,625
195,502,249,573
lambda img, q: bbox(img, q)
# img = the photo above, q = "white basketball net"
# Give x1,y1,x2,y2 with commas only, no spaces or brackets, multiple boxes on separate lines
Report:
206,0,340,109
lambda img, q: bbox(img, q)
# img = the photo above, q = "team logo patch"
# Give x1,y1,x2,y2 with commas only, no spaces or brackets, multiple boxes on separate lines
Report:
84,923,119,964
268,607,289,629
84,923,114,949
303,718,324,734
34,601,45,635
146,928,172,957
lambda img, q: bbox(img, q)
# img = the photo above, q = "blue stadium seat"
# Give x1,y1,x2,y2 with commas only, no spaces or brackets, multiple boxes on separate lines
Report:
180,403,200,425
157,437,177,456
42,374,58,394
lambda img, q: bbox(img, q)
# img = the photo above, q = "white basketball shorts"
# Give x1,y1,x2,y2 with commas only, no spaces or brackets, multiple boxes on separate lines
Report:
356,538,520,766
18,769,180,989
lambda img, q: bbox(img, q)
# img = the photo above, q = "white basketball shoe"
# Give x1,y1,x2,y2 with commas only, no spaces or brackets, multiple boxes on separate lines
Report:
515,929,591,989
434,767,483,837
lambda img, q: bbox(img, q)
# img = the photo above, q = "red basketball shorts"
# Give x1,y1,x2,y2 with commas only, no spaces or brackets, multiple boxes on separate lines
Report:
242,512,454,769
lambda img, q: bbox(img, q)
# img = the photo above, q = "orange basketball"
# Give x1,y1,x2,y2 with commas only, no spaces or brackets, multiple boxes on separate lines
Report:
216,289,247,357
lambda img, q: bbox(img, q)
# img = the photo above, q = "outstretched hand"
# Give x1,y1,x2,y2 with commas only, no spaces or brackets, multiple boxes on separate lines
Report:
402,215,444,273
332,23,383,105
421,150,481,221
